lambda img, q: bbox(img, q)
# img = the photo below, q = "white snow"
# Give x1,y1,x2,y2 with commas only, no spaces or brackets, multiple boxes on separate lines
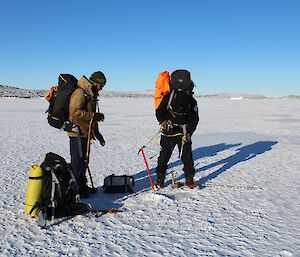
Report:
0,97,299,256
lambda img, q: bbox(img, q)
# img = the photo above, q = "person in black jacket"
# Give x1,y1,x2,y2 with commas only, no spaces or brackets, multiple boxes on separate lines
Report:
155,70,199,188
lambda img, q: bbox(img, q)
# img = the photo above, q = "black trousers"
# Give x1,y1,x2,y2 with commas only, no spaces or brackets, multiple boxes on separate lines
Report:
69,137,88,190
156,135,195,181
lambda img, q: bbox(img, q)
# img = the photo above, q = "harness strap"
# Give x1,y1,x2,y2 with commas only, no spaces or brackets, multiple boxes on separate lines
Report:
161,132,184,137
182,124,187,135
179,124,187,158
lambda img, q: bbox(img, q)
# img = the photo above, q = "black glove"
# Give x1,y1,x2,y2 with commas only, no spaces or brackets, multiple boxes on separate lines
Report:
94,112,105,122
96,132,105,146
182,134,191,143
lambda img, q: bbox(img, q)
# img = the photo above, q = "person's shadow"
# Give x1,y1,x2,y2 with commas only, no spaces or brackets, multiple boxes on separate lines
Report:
197,141,278,185
133,142,241,191
87,140,278,210
174,141,278,185
134,141,278,191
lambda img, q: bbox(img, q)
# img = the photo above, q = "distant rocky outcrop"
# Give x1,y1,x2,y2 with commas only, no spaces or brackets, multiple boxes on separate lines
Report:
99,90,154,98
0,85,298,99
99,91,269,99
279,95,300,100
0,85,47,98
196,93,269,99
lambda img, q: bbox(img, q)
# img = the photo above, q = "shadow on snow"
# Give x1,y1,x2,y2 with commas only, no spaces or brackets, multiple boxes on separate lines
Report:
134,140,278,192
196,141,278,185
89,140,278,210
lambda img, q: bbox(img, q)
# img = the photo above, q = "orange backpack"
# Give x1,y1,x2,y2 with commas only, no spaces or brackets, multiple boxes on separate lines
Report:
154,71,170,109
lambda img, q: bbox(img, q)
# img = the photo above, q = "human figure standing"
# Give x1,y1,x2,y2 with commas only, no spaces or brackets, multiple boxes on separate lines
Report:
68,71,106,197
155,70,199,188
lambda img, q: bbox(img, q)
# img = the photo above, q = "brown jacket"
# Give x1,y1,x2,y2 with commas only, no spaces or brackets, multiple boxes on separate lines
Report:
68,76,98,138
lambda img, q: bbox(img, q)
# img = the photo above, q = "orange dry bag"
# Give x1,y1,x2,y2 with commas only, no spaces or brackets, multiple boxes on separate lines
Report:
154,71,170,109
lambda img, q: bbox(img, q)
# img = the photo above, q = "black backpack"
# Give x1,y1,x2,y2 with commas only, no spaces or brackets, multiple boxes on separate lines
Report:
46,74,78,130
33,152,89,227
169,70,194,91
167,70,194,118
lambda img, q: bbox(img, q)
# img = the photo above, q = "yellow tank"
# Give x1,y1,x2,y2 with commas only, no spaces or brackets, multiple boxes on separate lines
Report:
24,164,43,217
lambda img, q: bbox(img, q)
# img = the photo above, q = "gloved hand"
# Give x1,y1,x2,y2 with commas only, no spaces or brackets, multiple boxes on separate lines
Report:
94,112,105,122
96,132,105,146
160,120,173,132
182,134,191,143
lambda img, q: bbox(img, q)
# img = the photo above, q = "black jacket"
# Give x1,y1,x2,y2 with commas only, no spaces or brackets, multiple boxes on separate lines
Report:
156,93,199,136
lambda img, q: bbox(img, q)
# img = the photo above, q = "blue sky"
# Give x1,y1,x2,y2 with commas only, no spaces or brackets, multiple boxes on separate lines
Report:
1,0,299,97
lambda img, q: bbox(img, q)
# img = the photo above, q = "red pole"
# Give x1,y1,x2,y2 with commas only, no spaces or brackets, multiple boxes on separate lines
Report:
139,147,155,190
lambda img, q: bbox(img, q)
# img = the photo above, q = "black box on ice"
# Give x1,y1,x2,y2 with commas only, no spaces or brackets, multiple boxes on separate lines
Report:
103,175,134,193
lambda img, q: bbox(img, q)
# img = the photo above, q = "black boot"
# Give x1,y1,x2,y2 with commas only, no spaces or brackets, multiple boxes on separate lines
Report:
185,177,195,186
83,185,97,194
79,185,97,198
79,187,89,198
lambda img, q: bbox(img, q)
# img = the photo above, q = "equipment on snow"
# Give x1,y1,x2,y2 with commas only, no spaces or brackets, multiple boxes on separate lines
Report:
45,74,78,130
103,174,135,193
85,116,96,190
171,181,200,189
138,146,155,190
139,130,161,150
31,152,89,227
90,208,123,214
24,164,43,217
154,71,170,109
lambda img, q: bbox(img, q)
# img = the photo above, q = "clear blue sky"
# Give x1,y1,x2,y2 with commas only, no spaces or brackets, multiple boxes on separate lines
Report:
1,0,299,97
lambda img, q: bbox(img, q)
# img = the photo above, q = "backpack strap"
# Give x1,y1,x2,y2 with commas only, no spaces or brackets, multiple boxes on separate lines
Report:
68,165,78,191
167,90,175,112
66,164,81,203
49,167,61,220
167,89,193,118
80,87,98,107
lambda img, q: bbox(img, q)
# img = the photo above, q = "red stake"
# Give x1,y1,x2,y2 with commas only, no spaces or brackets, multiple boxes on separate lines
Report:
139,147,155,190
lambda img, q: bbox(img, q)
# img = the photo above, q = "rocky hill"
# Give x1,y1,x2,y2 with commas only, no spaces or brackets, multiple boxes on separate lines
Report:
279,95,300,100
0,85,298,99
0,85,46,98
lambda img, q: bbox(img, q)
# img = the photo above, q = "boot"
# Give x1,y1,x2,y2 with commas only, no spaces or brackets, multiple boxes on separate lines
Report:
79,187,89,198
79,185,97,198
185,177,195,186
155,174,165,189
83,185,97,194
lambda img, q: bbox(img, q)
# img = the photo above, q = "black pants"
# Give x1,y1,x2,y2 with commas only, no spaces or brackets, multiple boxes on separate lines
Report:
69,137,88,190
156,135,195,181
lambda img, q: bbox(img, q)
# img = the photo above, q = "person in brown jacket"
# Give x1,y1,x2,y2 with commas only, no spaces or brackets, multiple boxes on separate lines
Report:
68,71,106,197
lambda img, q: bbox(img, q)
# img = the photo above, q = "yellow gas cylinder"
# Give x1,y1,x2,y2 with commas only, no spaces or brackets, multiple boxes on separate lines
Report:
24,164,43,217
